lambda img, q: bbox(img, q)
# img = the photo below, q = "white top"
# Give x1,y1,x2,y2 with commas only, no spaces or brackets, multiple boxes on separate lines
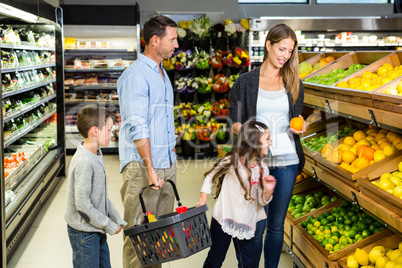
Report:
200,157,272,240
256,88,299,167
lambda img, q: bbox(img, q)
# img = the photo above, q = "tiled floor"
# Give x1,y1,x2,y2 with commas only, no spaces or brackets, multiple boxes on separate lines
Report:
7,155,294,268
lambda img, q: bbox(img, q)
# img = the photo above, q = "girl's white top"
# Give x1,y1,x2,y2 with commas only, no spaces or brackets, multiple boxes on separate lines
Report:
200,157,272,240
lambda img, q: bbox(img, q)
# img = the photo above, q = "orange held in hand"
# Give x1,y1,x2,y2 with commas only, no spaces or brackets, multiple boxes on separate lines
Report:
290,117,304,131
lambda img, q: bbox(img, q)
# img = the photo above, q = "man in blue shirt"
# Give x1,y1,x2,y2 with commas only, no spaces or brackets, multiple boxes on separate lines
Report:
118,14,178,268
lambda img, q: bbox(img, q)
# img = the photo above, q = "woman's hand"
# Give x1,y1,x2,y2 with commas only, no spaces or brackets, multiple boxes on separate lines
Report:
196,192,208,208
290,115,308,135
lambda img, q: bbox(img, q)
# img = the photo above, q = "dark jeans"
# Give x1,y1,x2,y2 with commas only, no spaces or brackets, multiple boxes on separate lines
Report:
67,225,111,268
254,164,298,268
204,218,256,268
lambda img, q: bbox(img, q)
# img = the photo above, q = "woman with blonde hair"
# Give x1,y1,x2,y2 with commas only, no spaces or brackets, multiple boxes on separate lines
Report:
228,23,308,268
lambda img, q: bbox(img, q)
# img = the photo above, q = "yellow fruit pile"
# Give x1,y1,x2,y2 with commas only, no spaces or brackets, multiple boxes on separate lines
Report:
337,63,402,91
346,242,402,268
320,127,402,173
371,161,402,198
381,80,402,97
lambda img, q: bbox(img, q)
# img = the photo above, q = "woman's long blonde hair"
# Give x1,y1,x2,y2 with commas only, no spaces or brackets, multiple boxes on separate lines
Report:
263,24,300,103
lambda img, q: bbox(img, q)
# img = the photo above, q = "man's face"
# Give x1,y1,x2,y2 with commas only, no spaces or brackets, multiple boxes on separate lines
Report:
157,26,179,60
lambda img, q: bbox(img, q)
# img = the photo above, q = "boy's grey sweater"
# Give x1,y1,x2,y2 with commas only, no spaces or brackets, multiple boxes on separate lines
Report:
65,142,127,235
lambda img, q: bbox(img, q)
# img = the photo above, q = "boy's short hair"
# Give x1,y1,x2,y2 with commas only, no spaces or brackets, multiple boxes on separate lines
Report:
77,105,115,138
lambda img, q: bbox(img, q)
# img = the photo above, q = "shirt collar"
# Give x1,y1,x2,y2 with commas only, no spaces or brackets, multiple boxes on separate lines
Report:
138,53,163,72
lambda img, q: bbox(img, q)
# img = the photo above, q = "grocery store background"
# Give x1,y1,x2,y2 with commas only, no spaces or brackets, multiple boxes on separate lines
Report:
2,0,402,268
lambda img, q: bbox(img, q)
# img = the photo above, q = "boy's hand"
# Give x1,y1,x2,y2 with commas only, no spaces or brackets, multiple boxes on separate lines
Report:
196,192,208,208
262,175,276,193
148,169,164,190
114,226,122,235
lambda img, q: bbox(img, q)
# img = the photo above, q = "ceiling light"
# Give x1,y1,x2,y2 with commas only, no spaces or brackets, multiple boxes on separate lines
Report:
0,3,38,23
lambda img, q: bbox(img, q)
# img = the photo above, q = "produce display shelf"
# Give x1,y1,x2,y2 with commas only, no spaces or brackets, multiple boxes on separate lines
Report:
0,43,55,51
65,85,117,91
65,100,119,105
1,63,56,73
64,49,134,53
4,109,56,148
64,68,124,73
2,79,56,98
4,94,56,123
5,148,60,222
303,92,402,132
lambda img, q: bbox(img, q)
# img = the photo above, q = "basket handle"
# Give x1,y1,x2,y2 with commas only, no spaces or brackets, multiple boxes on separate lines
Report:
139,179,182,221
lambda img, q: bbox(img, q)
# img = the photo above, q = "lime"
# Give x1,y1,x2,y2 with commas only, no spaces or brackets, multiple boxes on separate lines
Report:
319,226,325,231
324,233,332,239
332,222,339,227
314,221,321,228
340,243,348,249
363,217,374,225
327,215,336,223
344,225,351,231
314,191,324,199
347,211,355,218
338,223,345,230
356,236,364,242
330,196,338,202
321,195,330,204
333,244,341,252
368,224,376,232
362,229,372,238
340,237,349,244
301,221,308,228
331,226,339,233
324,211,332,218
351,215,359,223
321,239,329,247
306,223,313,230
373,228,382,234
339,211,347,217
323,225,331,231
341,200,351,208
308,230,314,235
348,229,357,239
332,231,341,238
315,234,324,243
344,218,352,225
321,218,330,226
317,214,325,221
307,216,315,223
328,238,337,246
357,221,368,232
337,216,344,224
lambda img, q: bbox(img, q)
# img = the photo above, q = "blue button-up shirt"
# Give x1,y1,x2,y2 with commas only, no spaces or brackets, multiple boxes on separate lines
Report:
117,53,176,172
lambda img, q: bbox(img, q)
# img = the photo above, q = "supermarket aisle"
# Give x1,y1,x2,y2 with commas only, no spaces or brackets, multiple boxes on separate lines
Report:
7,155,293,268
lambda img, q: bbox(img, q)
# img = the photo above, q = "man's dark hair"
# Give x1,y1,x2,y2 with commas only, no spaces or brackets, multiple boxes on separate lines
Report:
77,105,115,138
143,14,177,45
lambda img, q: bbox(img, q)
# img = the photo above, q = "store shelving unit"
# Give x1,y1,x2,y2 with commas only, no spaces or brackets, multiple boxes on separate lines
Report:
0,6,65,265
64,49,135,153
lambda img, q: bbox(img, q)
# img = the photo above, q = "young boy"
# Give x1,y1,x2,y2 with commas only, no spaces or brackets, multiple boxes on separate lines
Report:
65,105,127,268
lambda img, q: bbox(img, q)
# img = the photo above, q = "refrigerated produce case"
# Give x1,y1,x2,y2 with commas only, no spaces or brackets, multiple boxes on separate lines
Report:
0,5,65,265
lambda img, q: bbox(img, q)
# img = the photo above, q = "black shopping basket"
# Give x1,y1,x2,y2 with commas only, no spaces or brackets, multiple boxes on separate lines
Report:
124,180,212,267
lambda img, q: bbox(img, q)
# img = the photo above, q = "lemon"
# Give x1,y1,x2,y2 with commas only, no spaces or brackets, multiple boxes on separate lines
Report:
385,261,397,268
374,150,386,162
347,258,359,268
369,248,385,263
347,254,356,262
373,246,387,254
355,248,370,265
376,256,390,268
381,173,393,181
383,145,398,156
379,179,396,191
390,177,402,186
396,255,402,264
399,162,402,172
393,186,402,198
391,249,402,262
388,250,395,259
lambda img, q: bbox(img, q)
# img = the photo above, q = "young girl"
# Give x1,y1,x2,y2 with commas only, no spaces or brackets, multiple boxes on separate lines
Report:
196,120,276,268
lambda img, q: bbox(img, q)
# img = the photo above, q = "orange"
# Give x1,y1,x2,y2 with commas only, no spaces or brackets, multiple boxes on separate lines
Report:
353,130,367,142
300,72,310,79
290,117,304,131
362,147,376,161
342,150,356,164
393,137,402,146
382,62,393,72
325,56,335,63
357,145,370,157
339,144,352,151
321,146,333,157
331,149,343,164
377,138,389,145
355,157,370,170
371,144,381,151
343,136,356,146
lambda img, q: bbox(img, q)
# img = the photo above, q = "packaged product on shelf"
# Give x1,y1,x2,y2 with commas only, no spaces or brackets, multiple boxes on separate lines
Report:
122,60,135,68
76,40,88,49
64,37,76,49
92,59,109,69
35,33,55,48
1,50,17,68
107,59,123,69
97,75,109,85
39,51,52,64
16,28,36,45
74,58,91,69
85,76,98,85
15,72,25,88
3,120,18,140
1,26,21,44
65,58,75,69
2,73,15,91
64,78,74,86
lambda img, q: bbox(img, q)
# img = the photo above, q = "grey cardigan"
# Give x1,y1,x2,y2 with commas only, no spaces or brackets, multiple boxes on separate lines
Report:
228,67,305,172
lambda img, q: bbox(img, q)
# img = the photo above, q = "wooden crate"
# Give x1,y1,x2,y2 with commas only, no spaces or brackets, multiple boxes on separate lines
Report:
299,52,323,63
371,75,402,105
287,188,342,224
338,233,402,268
295,213,393,262
292,176,322,195
373,100,402,114
330,52,400,98
357,155,402,216
303,51,392,93
302,51,352,80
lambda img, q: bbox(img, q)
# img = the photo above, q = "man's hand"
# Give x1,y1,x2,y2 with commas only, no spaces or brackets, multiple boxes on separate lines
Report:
148,169,164,190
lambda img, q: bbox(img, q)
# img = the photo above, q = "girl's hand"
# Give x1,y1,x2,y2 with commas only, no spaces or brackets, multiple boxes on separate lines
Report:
290,115,308,135
196,192,208,208
262,175,276,193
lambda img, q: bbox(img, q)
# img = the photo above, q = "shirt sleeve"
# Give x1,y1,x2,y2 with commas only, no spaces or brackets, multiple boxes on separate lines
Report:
200,157,231,194
294,80,304,117
73,164,119,235
228,79,242,127
118,70,150,142
107,198,127,227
